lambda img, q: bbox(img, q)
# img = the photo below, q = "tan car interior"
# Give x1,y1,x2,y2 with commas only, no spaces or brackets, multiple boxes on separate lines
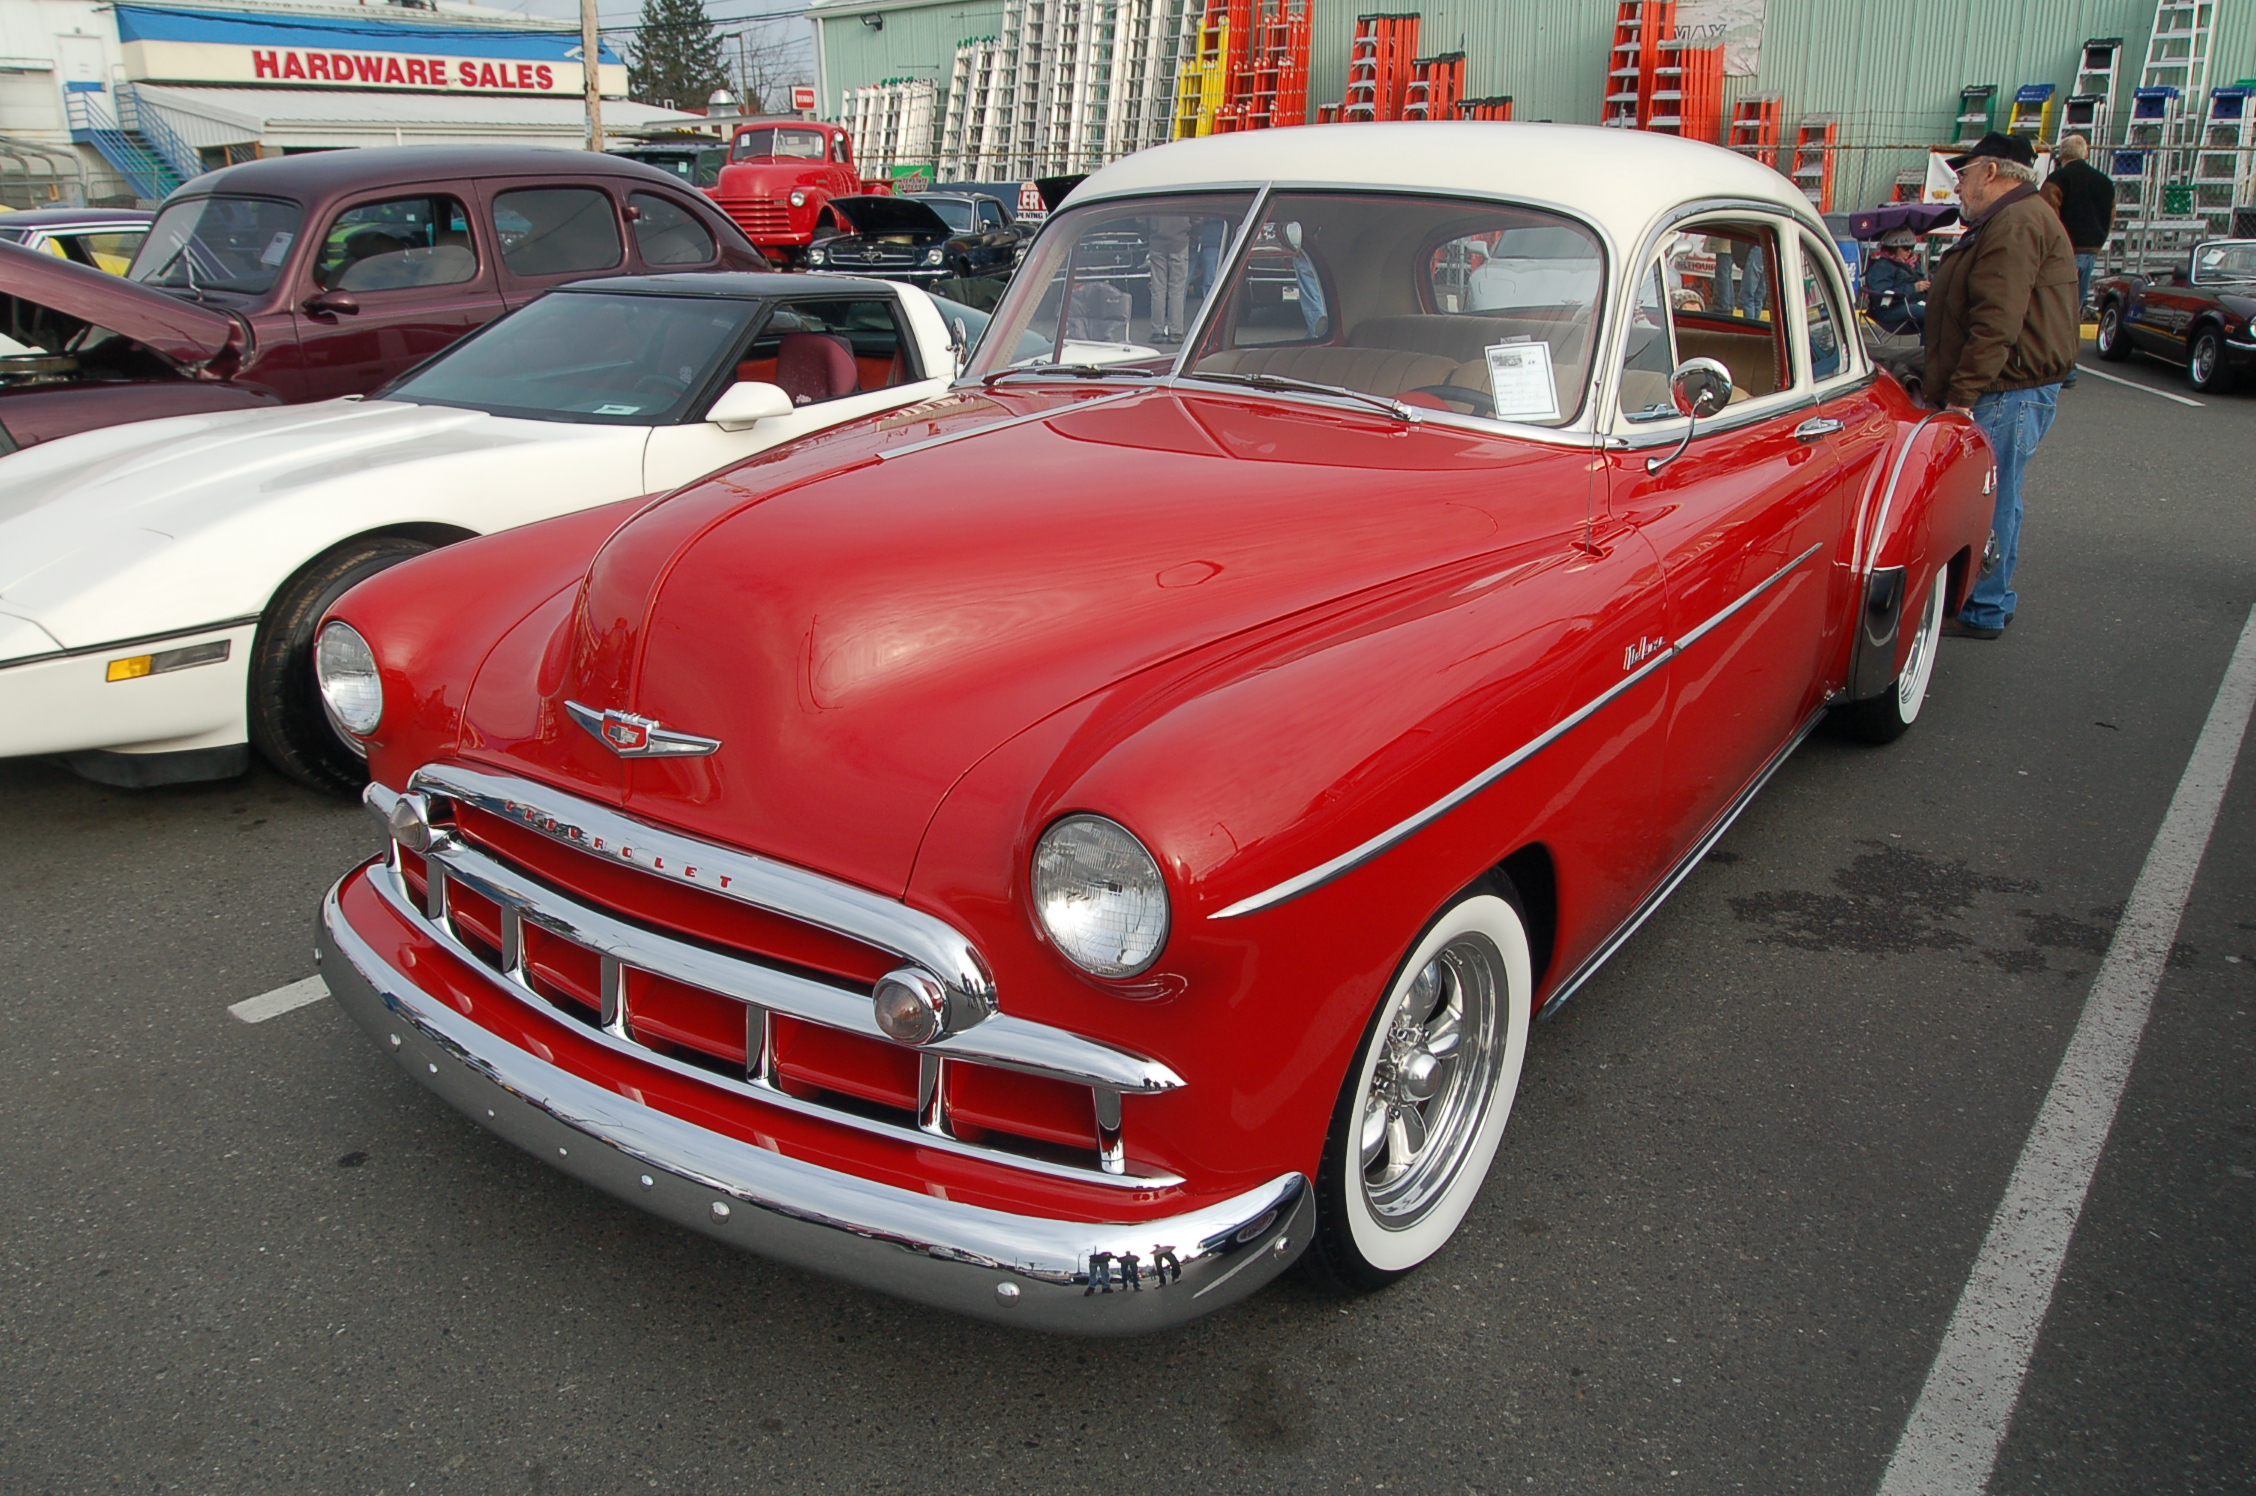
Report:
1187,198,1600,421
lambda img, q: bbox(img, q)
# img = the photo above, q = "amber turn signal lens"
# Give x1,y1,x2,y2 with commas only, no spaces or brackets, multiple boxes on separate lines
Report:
105,639,230,682
106,655,153,682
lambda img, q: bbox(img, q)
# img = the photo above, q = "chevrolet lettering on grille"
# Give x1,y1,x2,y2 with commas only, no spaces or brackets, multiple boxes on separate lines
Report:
564,700,721,759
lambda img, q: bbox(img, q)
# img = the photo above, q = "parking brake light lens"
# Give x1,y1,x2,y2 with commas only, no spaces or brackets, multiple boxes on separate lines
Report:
316,620,384,736
1033,815,1170,978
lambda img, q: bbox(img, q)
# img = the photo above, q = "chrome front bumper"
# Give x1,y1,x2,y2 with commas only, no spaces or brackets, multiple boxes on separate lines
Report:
318,871,1311,1334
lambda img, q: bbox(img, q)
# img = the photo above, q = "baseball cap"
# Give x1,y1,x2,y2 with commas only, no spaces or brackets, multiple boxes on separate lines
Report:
1947,131,2038,172
1879,227,1918,248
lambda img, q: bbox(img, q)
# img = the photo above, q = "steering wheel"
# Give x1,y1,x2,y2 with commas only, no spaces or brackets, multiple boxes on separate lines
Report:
1407,383,1494,416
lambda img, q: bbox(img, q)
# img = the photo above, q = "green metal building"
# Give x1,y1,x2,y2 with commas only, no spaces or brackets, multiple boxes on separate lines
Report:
808,0,2256,211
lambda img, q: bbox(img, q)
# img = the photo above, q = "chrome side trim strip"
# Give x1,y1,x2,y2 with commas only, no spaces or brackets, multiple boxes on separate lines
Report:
323,879,1306,1333
1536,702,1828,1020
876,387,1144,462
403,830,1181,1095
1212,540,1826,919
367,860,1185,1190
405,764,996,1006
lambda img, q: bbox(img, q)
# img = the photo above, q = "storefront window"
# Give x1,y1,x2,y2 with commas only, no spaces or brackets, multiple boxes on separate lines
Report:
313,195,476,291
629,193,716,267
130,196,305,295
491,187,623,278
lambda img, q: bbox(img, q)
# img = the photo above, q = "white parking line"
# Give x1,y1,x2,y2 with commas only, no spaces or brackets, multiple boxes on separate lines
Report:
2075,364,2205,407
1876,605,2256,1496
229,975,330,1024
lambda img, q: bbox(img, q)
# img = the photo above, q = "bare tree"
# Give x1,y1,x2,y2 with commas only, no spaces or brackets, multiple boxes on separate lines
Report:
720,17,809,115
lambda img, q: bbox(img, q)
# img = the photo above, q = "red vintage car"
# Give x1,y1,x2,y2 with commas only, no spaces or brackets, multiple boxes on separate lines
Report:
0,146,761,450
710,118,887,264
313,124,1996,1333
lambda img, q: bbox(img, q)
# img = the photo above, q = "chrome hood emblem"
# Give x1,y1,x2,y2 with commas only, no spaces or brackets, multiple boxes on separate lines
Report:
565,700,721,758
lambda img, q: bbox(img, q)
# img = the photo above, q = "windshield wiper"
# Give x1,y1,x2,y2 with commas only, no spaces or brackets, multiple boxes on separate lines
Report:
1185,370,1419,422
984,363,1163,385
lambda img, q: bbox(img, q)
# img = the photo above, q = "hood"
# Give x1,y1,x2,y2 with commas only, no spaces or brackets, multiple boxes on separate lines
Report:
827,197,951,238
461,387,1587,898
0,241,242,369
0,399,630,651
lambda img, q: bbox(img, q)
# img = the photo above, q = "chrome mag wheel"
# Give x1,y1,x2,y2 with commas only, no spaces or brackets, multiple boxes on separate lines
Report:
1356,933,1504,1228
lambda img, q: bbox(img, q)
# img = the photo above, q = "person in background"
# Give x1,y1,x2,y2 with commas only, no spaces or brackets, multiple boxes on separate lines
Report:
2042,132,2115,389
1145,215,1191,345
1864,227,1929,333
1923,132,2080,640
1734,242,1768,318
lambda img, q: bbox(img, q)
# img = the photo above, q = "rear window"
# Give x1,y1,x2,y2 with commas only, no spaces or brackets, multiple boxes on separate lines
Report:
131,196,305,295
491,187,623,278
630,192,716,267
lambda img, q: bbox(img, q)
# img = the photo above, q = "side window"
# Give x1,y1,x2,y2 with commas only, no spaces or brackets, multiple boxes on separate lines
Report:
1798,235,1850,383
1617,260,1677,419
314,194,476,291
630,192,716,267
733,298,912,405
833,134,852,164
1213,217,1326,348
490,187,623,278
1656,223,1786,404
978,200,1004,231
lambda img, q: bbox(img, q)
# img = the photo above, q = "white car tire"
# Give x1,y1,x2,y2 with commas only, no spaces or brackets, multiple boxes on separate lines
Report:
1829,564,1944,745
1307,881,1533,1290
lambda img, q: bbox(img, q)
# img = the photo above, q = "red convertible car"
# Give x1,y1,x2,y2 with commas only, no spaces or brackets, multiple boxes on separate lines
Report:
313,124,1995,1333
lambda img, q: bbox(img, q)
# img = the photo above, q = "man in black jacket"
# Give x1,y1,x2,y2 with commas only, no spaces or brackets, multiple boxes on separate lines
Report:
2044,134,2115,318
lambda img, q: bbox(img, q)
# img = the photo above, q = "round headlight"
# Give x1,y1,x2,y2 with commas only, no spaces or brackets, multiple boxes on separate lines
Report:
1033,815,1169,978
807,247,826,263
924,247,946,265
316,620,384,737
788,188,808,208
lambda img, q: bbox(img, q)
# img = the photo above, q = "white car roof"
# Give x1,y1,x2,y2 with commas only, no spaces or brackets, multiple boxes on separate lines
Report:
1067,122,1828,257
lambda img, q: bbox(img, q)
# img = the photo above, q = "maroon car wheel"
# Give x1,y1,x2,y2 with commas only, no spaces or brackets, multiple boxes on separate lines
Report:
2095,301,2131,362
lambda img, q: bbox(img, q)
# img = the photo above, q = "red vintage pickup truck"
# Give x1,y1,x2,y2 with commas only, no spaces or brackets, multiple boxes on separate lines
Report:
710,118,891,265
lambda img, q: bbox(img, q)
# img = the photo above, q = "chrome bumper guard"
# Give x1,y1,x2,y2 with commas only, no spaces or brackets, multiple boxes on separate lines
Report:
319,873,1312,1334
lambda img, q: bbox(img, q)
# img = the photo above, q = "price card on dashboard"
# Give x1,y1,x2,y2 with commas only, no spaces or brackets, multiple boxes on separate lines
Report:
1485,340,1559,423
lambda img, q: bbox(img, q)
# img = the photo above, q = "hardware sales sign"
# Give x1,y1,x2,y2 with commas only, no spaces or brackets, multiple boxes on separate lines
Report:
114,5,628,96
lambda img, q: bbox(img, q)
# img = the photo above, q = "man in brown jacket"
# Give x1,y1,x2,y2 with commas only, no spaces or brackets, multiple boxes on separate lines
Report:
1925,132,2081,637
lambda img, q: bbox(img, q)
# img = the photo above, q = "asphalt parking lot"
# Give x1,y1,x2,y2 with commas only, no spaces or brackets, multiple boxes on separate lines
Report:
3,349,2251,1495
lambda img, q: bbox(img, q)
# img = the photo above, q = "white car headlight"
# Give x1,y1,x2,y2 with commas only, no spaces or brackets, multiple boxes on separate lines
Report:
807,247,826,263
316,620,384,737
788,189,808,208
1033,815,1169,978
924,247,946,265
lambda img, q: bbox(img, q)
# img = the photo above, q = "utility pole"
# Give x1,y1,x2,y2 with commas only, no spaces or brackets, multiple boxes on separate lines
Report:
581,0,603,150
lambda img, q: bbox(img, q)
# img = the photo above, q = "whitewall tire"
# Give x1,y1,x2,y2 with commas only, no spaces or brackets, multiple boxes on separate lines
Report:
1308,883,1532,1288
1829,565,1944,745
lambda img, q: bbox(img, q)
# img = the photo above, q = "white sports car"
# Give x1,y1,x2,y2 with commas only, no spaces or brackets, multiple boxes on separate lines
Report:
0,272,960,791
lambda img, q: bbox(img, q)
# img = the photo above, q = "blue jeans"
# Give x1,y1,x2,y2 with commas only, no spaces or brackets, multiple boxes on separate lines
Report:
1963,384,2060,630
2075,252,2096,316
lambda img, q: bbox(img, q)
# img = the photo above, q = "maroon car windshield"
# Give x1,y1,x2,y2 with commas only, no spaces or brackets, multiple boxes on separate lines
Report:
130,196,304,296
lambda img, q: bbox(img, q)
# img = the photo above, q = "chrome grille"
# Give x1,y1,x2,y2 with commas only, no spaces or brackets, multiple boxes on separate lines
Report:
722,198,792,238
368,773,1182,1190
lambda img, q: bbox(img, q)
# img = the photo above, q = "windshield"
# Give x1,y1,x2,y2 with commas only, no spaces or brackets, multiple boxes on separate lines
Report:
966,193,1255,379
967,190,1605,426
917,197,977,233
382,291,757,424
2194,241,2256,281
733,127,826,161
130,196,304,295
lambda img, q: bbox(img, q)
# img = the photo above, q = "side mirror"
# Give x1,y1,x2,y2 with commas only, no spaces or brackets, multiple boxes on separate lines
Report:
706,379,795,431
950,316,969,376
1646,357,1735,475
1667,356,1734,419
302,290,360,319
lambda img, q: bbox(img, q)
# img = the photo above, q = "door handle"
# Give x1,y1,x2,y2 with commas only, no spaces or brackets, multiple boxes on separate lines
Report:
1794,417,1845,442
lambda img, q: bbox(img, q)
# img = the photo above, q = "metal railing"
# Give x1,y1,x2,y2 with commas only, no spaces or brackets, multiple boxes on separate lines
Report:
62,85,185,202
117,85,205,189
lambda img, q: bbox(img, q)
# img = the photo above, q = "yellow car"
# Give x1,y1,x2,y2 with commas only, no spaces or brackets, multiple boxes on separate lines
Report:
0,207,153,275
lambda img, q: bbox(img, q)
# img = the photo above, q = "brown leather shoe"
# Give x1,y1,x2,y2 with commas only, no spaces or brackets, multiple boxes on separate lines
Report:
1942,617,2003,640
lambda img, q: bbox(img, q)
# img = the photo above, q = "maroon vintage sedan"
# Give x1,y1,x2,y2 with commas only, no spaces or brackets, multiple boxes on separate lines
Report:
0,146,764,452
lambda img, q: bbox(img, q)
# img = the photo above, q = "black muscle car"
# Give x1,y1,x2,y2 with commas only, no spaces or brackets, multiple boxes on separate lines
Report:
2093,238,2256,393
805,195,1022,285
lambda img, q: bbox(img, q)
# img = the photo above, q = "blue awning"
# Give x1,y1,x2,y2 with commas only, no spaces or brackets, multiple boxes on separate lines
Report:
113,5,623,64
